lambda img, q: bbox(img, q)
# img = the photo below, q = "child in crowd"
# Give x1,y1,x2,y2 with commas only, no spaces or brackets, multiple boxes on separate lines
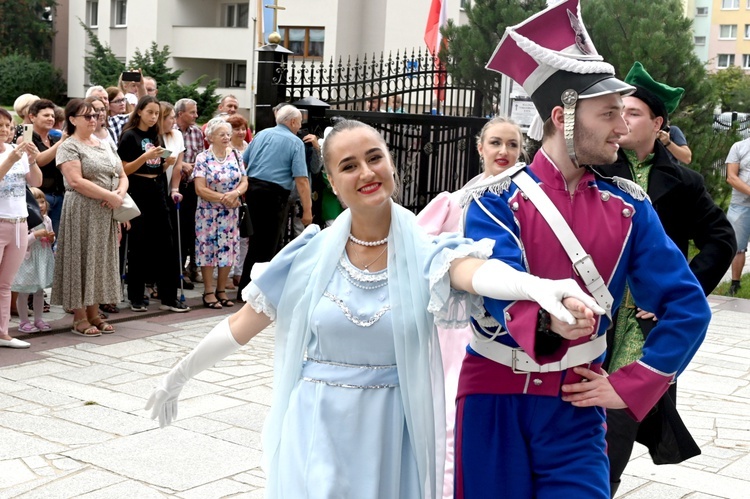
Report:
13,187,55,332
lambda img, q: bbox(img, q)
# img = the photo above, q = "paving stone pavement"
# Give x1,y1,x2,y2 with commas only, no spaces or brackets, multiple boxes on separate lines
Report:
0,294,749,498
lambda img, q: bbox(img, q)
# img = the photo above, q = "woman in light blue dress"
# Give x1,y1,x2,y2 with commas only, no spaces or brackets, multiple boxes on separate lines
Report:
145,120,599,498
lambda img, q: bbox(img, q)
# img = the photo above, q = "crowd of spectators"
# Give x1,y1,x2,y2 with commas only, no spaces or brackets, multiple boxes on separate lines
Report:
0,71,326,348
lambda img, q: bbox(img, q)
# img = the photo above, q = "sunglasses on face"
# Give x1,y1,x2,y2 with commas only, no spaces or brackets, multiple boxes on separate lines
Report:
110,98,126,104
76,114,100,121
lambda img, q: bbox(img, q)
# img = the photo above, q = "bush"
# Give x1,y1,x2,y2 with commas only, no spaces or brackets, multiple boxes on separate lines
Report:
158,77,221,123
0,53,66,105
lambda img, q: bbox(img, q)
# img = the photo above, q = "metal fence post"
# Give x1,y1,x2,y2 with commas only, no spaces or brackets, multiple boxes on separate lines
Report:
255,43,293,133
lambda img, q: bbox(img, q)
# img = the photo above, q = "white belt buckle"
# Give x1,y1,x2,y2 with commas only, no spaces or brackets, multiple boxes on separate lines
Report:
511,349,531,374
572,254,593,278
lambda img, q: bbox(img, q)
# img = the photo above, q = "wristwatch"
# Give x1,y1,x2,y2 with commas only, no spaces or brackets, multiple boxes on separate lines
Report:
536,308,556,338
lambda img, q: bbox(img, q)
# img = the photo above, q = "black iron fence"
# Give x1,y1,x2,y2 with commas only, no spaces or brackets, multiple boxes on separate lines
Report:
278,48,502,118
274,50,497,213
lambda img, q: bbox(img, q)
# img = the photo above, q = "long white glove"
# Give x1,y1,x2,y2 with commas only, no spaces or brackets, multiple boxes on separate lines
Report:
145,317,241,428
472,259,605,325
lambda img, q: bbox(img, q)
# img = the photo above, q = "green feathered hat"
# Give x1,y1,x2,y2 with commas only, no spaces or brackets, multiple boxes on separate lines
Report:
624,61,684,126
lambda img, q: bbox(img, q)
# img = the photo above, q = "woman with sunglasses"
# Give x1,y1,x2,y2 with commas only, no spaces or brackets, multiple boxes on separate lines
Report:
53,99,127,337
84,97,114,148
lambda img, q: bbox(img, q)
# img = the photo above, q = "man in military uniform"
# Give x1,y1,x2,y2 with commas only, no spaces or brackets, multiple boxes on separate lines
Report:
453,1,711,497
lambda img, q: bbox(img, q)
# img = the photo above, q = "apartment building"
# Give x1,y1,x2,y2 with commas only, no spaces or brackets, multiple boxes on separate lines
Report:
61,0,468,109
709,0,750,72
687,0,713,62
686,0,750,72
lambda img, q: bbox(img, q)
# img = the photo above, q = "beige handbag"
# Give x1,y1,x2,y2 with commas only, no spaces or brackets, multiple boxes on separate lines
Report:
113,193,140,222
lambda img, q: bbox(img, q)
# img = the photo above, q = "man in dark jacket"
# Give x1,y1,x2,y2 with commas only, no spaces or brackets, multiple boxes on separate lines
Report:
595,62,737,497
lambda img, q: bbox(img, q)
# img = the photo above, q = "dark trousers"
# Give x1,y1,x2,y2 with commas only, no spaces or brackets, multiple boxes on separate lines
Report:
605,408,639,496
236,178,291,301
175,180,197,271
127,175,180,307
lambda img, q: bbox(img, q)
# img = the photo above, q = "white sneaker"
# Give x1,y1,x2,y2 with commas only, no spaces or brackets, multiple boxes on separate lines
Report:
159,302,191,313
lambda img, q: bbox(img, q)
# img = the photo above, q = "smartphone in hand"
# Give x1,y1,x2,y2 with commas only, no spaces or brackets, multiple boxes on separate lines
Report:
23,124,34,143
160,149,173,159
121,71,141,82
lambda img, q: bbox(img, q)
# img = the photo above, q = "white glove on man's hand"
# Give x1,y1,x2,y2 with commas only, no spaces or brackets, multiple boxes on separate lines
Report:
472,259,605,325
145,318,240,428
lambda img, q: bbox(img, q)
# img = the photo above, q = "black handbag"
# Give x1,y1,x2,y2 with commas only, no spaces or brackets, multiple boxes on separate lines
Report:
231,149,253,237
26,186,44,228
238,198,253,237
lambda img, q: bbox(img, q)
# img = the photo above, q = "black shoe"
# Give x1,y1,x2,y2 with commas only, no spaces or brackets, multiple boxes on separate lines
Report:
130,302,148,312
728,282,741,296
202,292,223,309
215,290,234,308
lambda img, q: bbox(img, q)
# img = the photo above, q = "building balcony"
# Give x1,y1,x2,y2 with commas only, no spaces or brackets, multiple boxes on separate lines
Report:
171,26,252,61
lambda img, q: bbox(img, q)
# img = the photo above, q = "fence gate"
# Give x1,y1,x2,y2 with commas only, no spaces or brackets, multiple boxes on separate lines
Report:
274,48,501,212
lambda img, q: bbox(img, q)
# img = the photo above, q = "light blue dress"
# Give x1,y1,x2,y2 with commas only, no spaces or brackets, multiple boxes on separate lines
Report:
244,205,494,499
268,253,419,498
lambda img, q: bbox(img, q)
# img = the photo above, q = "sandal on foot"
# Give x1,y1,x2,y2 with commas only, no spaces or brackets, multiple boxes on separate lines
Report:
18,321,39,333
43,300,50,313
89,317,115,334
71,319,101,337
202,292,222,309
34,319,52,331
99,303,120,314
215,290,234,308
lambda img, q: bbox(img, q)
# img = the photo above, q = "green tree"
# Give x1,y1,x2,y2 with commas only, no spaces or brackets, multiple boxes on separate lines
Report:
440,0,547,115
130,42,184,86
0,0,56,60
81,21,125,88
709,66,750,112
0,53,66,104
583,0,733,205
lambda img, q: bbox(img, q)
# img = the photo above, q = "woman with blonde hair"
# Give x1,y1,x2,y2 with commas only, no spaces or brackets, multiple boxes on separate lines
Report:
11,94,40,143
158,101,185,202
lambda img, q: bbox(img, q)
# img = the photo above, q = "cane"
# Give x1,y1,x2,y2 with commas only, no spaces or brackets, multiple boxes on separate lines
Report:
121,231,129,298
175,200,186,304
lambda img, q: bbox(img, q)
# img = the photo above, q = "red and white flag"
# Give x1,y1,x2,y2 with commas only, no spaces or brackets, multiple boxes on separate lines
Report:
424,0,448,102
424,0,447,56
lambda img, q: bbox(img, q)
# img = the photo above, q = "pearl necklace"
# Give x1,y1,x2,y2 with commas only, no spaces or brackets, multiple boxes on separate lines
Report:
348,233,388,247
211,147,228,163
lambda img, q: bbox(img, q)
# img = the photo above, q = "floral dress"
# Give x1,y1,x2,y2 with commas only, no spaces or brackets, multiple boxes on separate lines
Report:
192,149,245,267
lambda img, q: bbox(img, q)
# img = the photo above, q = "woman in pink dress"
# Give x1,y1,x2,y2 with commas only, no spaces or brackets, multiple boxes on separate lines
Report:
416,116,524,498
